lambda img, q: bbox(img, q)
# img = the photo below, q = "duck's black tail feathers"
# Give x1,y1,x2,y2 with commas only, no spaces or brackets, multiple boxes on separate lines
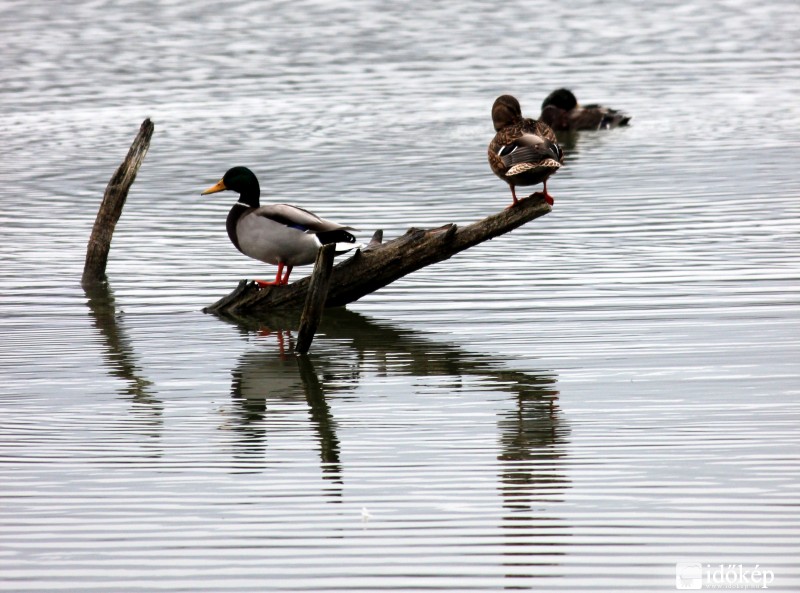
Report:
316,229,356,245
598,109,631,129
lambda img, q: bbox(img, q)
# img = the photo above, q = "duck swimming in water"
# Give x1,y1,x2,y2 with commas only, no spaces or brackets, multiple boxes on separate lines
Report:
201,166,356,286
539,88,631,131
488,94,563,206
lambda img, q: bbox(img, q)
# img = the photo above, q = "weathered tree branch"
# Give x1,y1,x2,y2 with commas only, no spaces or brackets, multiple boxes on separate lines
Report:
205,192,552,318
82,118,154,287
295,243,336,354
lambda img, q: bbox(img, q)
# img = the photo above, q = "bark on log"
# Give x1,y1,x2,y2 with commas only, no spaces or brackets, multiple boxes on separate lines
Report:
205,192,551,319
295,243,336,354
82,118,154,287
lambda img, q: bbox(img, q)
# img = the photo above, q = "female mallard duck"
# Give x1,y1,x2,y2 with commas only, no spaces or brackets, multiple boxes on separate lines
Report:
201,166,356,286
539,88,631,131
488,94,563,206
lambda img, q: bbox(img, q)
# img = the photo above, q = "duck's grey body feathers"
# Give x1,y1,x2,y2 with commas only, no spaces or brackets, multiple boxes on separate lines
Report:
233,204,354,267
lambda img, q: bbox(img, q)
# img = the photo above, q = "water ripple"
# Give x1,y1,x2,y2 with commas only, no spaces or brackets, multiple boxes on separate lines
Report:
2,0,800,591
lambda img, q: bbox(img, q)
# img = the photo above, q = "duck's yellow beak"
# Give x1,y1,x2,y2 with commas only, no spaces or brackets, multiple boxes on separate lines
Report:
201,179,227,195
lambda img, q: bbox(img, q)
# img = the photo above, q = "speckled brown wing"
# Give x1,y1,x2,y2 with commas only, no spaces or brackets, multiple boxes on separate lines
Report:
487,122,522,179
488,118,562,189
567,108,607,130
540,103,631,131
572,106,631,129
488,119,558,175
543,105,629,131
520,117,558,143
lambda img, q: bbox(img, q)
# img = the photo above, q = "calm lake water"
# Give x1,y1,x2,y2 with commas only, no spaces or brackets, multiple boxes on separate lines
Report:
2,0,800,591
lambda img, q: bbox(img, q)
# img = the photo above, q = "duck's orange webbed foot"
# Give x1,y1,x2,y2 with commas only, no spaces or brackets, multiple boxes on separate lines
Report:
505,186,520,209
254,263,292,287
542,180,555,206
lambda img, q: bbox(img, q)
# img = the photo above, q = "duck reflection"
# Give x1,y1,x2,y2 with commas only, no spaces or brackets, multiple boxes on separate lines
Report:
497,376,566,508
84,283,162,432
228,343,343,488
496,372,570,586
554,130,580,157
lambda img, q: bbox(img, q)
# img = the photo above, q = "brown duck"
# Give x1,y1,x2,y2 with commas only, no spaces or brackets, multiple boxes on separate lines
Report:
539,88,630,131
488,94,563,206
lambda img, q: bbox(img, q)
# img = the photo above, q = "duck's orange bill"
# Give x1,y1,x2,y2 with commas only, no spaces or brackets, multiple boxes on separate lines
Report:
201,179,227,195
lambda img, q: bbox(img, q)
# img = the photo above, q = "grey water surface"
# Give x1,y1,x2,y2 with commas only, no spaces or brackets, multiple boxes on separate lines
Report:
2,0,799,591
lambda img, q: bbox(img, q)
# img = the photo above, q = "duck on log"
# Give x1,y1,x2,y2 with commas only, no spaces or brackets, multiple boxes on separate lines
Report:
205,193,552,319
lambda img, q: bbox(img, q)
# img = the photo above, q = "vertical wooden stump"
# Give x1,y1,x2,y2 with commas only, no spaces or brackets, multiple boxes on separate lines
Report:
82,118,154,287
295,244,336,354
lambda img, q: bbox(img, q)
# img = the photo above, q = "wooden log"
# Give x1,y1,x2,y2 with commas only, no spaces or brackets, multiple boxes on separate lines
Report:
82,118,154,287
295,243,336,354
205,192,551,318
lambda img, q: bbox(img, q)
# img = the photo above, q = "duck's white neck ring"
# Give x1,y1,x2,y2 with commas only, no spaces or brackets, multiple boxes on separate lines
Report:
235,201,252,208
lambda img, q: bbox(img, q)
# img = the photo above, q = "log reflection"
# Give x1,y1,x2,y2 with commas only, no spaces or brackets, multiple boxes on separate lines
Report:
84,283,163,436
222,309,569,523
228,341,343,489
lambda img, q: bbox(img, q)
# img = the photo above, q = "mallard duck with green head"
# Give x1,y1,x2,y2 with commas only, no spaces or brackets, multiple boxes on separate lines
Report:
539,88,631,131
201,166,357,286
488,94,563,206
